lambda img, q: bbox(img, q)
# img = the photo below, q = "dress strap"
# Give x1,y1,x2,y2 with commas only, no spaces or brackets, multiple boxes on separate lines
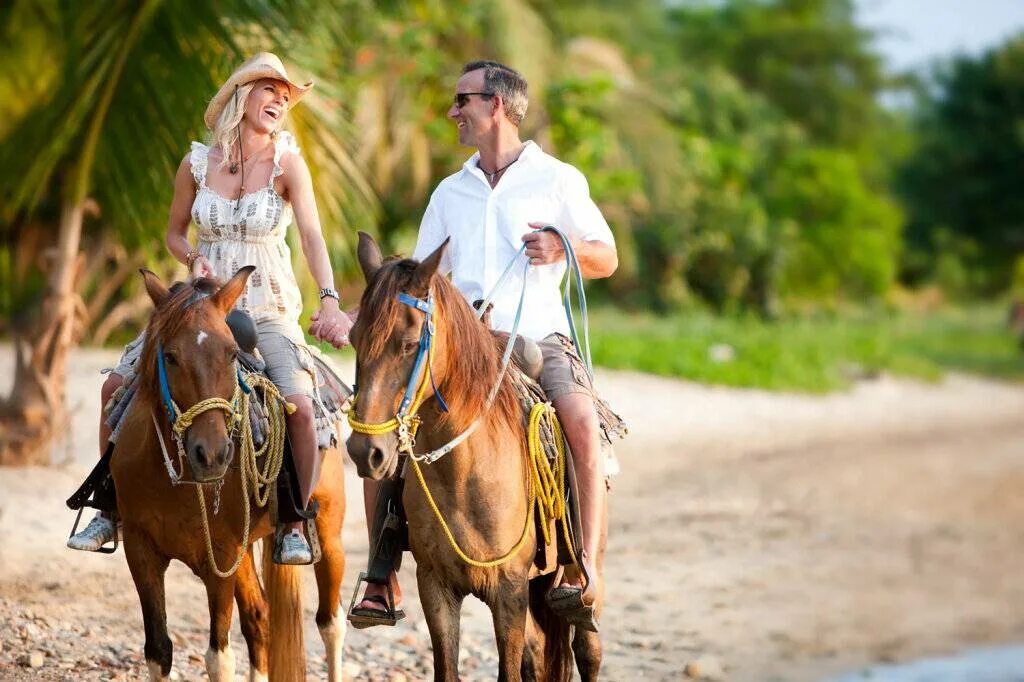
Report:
189,141,209,188
270,131,300,187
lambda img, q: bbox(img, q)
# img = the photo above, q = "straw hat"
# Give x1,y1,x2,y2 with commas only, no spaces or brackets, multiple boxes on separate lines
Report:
204,52,313,130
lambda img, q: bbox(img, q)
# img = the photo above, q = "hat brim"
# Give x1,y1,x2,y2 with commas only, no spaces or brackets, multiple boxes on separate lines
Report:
204,66,313,131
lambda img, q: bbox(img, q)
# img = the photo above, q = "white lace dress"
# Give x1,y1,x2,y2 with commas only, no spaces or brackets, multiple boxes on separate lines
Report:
189,131,303,324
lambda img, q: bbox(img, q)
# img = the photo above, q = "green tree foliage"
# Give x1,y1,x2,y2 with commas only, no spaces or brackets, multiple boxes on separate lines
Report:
671,0,889,150
899,35,1024,294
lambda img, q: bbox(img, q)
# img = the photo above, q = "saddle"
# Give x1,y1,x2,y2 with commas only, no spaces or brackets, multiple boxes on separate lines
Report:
66,310,353,564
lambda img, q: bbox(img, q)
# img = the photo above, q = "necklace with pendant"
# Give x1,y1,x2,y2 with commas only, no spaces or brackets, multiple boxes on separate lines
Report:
479,147,524,186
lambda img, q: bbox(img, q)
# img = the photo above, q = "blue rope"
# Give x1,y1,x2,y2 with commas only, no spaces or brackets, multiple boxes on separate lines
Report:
538,226,593,378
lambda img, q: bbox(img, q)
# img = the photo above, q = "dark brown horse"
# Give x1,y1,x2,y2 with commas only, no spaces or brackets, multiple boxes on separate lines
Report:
347,233,602,681
110,269,347,682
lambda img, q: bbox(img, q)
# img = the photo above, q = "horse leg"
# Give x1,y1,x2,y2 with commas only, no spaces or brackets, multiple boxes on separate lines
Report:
234,548,269,682
489,578,530,682
123,528,172,681
418,568,464,682
204,574,238,682
314,474,347,681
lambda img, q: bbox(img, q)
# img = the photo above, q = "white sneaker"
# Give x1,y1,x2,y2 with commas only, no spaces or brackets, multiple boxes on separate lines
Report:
277,530,312,564
67,514,118,551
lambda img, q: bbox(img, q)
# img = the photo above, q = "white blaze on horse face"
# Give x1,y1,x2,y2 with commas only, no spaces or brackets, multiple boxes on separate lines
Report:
146,660,169,681
196,330,209,346
318,616,346,681
205,643,235,682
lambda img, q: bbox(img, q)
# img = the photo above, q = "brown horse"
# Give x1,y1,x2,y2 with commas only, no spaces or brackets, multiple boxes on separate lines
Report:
346,233,603,681
110,268,347,682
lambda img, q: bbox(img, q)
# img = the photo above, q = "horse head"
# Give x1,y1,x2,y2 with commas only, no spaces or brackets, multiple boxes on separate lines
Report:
139,266,254,482
345,233,450,479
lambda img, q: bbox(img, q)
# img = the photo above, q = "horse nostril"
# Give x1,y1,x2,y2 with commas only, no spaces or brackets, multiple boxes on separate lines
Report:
194,443,209,466
368,447,385,471
218,441,234,466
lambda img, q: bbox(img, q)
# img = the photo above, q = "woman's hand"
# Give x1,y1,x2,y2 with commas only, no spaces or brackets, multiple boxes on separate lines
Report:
191,254,215,279
309,299,354,348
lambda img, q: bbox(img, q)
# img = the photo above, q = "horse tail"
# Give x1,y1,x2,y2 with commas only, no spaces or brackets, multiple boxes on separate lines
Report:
262,540,306,681
529,574,574,682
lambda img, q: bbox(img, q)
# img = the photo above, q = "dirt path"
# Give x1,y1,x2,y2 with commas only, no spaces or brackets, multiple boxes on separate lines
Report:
1,346,1022,681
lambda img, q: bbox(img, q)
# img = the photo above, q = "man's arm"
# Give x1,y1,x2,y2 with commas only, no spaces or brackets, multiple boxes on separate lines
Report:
523,223,617,279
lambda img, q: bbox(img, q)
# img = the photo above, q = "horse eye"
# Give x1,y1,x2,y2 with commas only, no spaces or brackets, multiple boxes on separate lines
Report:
164,351,178,367
401,340,419,355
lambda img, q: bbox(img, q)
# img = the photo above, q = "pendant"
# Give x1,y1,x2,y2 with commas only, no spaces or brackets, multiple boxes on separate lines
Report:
229,163,239,175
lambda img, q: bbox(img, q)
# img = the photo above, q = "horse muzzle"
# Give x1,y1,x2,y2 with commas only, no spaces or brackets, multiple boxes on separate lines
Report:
346,432,399,480
185,433,235,482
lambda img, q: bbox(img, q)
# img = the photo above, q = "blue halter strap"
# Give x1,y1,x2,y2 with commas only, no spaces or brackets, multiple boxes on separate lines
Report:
156,342,251,425
396,292,449,415
156,343,178,423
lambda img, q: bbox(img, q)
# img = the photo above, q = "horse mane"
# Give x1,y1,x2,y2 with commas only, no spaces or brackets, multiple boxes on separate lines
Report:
358,258,522,437
136,277,221,400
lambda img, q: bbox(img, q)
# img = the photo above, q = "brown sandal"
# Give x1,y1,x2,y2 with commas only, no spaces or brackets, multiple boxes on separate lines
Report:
347,594,406,629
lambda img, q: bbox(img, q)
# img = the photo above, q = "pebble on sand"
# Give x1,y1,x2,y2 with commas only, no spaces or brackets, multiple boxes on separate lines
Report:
684,654,725,680
18,650,45,668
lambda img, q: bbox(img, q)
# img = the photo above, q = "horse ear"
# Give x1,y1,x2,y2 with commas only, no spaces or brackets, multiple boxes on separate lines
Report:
412,238,449,292
357,231,383,282
139,269,170,307
211,265,256,314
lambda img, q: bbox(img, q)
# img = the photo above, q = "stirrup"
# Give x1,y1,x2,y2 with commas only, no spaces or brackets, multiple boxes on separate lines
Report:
545,560,600,633
346,572,405,629
67,508,119,555
270,518,321,566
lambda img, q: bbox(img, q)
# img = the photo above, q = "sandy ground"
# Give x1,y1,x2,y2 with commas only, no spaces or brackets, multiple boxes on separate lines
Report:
1,345,1023,681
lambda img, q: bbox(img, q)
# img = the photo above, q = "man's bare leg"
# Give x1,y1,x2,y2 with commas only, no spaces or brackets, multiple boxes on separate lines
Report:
551,391,605,593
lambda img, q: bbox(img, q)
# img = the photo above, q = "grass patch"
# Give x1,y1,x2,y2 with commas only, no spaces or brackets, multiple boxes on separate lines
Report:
587,304,1024,392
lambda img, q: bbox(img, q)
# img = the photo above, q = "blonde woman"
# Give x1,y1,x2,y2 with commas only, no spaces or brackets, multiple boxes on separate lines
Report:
69,53,351,564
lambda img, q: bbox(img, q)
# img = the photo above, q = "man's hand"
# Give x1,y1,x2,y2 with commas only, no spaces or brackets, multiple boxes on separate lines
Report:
309,299,355,348
522,222,568,266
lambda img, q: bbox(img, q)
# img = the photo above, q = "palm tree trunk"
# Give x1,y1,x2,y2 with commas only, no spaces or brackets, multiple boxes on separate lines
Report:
0,199,85,465
0,0,160,466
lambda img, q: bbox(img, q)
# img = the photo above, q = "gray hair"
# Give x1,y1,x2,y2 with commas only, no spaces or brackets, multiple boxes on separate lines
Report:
462,60,528,126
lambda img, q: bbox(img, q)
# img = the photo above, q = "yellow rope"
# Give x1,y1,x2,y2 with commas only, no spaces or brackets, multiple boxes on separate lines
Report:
170,375,292,578
407,401,579,569
409,454,535,568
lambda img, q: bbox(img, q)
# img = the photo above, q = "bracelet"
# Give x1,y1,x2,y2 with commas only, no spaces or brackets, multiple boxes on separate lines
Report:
185,248,199,269
319,287,340,303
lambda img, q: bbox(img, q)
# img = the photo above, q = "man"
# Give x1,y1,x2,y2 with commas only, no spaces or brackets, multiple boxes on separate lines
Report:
353,60,617,627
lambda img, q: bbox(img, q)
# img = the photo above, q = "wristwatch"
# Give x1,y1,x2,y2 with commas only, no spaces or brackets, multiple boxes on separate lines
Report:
319,287,340,303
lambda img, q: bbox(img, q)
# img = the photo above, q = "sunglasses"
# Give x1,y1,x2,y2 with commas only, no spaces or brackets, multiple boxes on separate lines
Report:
454,91,493,108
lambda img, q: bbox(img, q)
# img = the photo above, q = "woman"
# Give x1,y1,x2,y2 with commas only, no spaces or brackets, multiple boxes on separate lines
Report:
68,53,352,564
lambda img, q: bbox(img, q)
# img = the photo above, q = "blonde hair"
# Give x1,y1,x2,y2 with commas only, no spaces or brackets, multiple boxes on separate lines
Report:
209,81,286,169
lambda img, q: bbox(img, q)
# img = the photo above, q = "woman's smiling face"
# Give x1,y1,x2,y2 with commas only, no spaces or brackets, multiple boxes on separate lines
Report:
244,78,290,134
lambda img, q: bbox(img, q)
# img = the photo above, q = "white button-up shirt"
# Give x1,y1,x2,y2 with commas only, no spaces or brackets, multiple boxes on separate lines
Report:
413,141,615,342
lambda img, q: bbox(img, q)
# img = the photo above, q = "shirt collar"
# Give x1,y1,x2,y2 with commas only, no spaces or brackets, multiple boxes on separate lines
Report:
461,140,540,183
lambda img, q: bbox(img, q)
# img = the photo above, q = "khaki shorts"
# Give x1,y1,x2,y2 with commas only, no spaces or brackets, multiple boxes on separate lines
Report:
537,333,595,401
105,318,316,399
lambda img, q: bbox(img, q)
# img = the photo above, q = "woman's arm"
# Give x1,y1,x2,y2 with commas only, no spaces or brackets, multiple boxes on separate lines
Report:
283,151,353,348
165,155,211,277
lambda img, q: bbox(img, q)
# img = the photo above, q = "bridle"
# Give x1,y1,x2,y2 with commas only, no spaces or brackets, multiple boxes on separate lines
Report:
347,291,450,457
